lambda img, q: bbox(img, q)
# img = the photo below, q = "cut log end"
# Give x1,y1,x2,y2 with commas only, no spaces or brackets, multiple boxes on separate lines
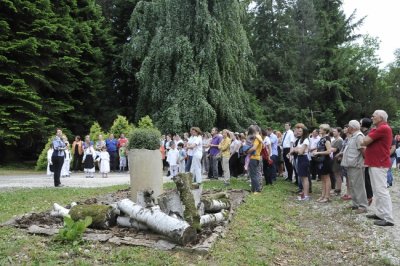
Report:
180,226,197,246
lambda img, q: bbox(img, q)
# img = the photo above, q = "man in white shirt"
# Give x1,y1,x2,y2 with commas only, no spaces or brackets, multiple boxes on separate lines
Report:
282,122,295,181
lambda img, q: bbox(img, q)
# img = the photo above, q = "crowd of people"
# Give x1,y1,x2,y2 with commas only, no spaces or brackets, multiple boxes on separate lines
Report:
48,109,398,226
160,110,399,227
47,132,130,186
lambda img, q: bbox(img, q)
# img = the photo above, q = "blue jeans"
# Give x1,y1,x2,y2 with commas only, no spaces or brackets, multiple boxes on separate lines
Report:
249,159,261,192
386,157,396,185
185,156,193,172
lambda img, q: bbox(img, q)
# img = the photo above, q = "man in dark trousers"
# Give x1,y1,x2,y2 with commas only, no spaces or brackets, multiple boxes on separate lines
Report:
52,129,66,187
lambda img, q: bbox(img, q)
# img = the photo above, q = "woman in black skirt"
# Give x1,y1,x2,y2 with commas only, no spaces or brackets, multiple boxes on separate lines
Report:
312,124,332,203
293,126,310,200
82,135,96,178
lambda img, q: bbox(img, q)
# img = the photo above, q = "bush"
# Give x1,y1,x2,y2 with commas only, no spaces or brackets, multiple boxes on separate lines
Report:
137,115,154,129
128,128,161,150
109,115,134,138
89,121,105,141
35,136,53,171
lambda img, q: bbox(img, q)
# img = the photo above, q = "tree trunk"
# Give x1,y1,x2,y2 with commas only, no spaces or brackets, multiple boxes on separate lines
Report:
173,173,201,231
116,216,148,230
157,190,184,218
117,199,196,245
69,205,116,229
202,199,231,212
200,210,228,225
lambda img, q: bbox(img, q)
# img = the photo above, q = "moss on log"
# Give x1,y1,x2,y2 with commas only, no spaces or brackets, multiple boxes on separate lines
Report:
69,204,116,229
173,173,201,231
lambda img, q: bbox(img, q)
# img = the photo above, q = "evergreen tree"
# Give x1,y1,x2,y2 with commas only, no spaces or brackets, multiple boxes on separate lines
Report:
124,0,255,132
0,0,115,157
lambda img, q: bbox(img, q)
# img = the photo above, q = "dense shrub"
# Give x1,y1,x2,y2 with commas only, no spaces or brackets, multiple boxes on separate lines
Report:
137,115,154,129
35,136,53,171
109,115,134,138
128,128,161,150
89,122,105,142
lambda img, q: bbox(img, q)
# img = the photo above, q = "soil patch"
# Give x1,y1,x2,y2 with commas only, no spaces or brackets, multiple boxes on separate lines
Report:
3,188,249,253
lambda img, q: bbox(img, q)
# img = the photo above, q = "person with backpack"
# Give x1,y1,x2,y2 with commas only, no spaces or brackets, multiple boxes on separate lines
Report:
261,129,273,186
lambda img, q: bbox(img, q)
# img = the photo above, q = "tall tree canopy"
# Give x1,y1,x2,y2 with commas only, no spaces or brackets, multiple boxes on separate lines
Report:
0,0,114,148
124,0,255,132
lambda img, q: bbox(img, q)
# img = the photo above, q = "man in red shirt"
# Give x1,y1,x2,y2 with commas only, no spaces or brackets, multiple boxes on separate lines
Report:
362,110,394,226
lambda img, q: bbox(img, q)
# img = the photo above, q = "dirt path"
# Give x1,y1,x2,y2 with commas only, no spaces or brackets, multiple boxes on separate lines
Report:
285,171,400,265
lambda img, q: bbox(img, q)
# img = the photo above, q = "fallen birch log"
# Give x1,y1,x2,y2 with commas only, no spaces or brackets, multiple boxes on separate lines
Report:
200,210,228,225
69,204,116,229
117,199,196,245
202,199,231,212
116,216,148,230
173,173,201,231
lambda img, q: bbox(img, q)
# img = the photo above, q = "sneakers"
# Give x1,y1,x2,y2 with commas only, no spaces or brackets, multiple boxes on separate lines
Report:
297,195,310,201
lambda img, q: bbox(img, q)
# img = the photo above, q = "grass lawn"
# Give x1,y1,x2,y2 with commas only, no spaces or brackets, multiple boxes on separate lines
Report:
0,178,394,265
0,162,39,176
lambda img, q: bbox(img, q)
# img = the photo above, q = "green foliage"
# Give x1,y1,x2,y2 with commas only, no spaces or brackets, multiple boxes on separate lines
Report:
56,216,92,245
128,128,161,150
137,115,154,129
125,0,255,133
109,115,134,138
35,136,53,171
89,122,105,142
0,0,114,154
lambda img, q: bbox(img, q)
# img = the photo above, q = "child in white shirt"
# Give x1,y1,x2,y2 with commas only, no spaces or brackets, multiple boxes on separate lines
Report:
47,144,54,176
167,141,179,178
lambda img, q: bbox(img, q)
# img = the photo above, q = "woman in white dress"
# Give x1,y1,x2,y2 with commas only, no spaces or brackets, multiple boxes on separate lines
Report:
61,137,71,177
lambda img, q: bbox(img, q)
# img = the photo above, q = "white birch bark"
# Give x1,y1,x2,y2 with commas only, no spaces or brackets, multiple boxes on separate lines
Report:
200,210,228,225
116,216,148,230
202,199,231,212
117,199,196,245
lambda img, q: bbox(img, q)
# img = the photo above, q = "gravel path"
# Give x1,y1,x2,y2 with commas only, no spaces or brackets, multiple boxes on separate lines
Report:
0,172,132,190
0,172,174,191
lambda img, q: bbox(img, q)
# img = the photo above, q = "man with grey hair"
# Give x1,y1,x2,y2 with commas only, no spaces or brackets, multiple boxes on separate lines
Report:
361,110,394,226
341,120,368,213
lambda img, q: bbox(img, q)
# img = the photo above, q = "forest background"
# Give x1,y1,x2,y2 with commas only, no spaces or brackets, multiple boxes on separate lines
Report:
1,0,399,163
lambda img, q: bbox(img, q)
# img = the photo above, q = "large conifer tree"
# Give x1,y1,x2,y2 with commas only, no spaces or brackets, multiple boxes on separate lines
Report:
124,0,254,132
0,0,113,148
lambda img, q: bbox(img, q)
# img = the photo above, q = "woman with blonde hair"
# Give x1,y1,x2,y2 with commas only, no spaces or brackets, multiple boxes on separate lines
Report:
312,124,332,203
218,129,232,185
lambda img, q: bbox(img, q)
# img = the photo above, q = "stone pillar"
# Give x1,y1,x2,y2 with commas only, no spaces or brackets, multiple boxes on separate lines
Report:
129,149,163,203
